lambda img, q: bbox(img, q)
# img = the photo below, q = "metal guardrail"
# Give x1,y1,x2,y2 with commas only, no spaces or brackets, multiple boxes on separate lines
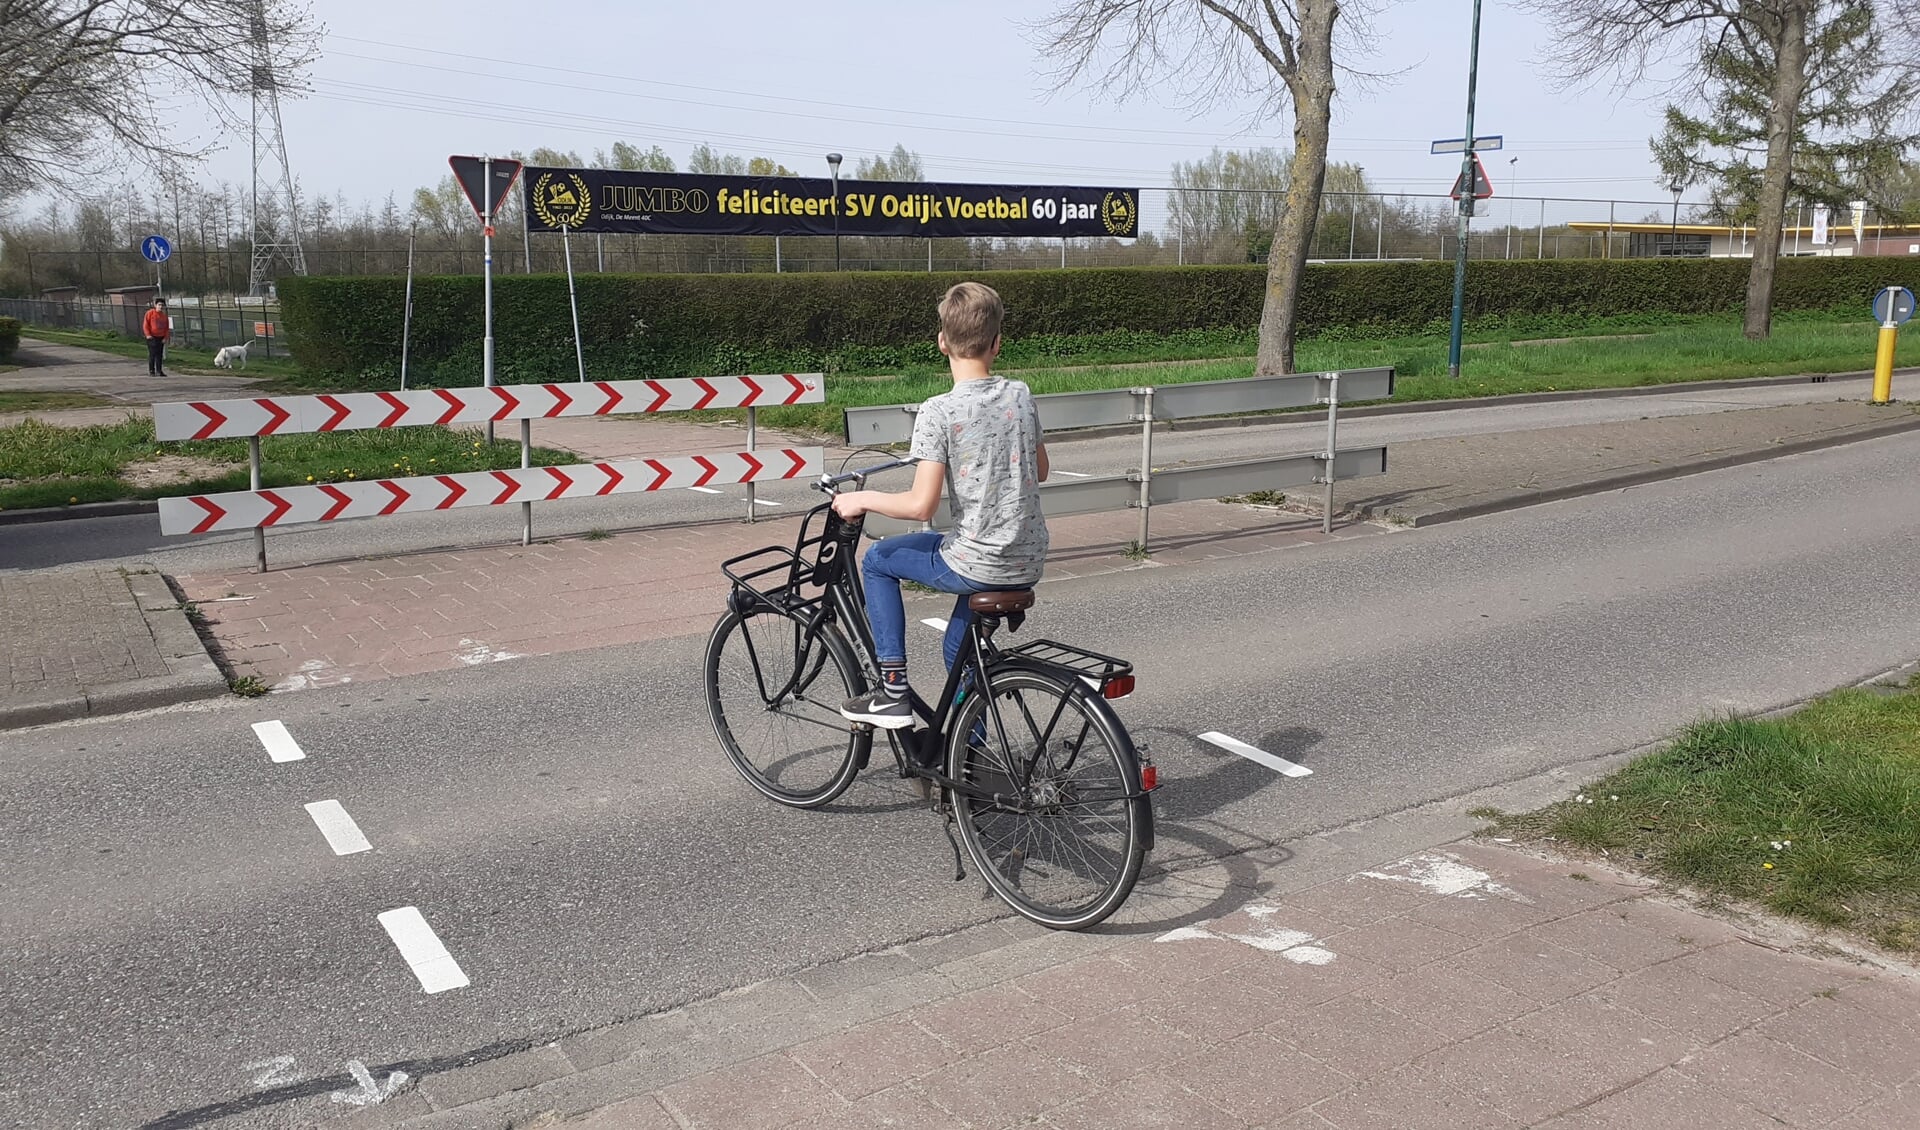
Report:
858,368,1394,547
843,367,1394,445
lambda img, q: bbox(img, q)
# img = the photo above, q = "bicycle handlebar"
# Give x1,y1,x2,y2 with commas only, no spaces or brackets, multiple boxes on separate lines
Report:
815,457,918,492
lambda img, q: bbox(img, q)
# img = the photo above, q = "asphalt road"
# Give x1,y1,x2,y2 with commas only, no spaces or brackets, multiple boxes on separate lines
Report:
0,373,1869,574
6,430,1920,1127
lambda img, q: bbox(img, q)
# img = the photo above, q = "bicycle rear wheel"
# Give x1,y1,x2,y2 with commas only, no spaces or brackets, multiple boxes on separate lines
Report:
705,608,869,808
948,667,1148,930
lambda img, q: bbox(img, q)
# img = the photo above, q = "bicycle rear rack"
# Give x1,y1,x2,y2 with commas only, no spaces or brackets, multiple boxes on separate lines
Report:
1004,639,1135,698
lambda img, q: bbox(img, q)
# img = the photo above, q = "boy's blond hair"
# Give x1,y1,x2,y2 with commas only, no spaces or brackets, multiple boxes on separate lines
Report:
938,282,1003,359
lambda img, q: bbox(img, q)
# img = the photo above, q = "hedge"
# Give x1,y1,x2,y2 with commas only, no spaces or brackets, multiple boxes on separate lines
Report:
279,258,1920,388
0,316,20,363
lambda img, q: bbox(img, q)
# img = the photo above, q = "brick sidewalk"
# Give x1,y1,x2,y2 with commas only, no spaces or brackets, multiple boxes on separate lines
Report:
177,500,1383,693
356,842,1920,1129
0,567,226,726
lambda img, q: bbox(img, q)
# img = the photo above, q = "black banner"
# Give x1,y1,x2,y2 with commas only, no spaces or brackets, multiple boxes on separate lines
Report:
522,167,1139,239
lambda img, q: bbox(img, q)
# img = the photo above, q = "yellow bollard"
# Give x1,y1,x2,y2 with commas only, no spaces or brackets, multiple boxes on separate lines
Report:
1873,322,1897,404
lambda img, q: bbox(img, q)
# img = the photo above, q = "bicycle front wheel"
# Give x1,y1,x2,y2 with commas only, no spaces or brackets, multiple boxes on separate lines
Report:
705,608,870,808
948,667,1148,930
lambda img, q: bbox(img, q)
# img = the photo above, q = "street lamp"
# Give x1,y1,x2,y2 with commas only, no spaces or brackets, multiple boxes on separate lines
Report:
826,152,843,270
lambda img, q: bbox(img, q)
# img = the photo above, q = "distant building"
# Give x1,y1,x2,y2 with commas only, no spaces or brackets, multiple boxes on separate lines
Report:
1567,221,1920,259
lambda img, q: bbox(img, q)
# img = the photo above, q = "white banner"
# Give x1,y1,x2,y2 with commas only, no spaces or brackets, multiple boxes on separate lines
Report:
1812,204,1830,245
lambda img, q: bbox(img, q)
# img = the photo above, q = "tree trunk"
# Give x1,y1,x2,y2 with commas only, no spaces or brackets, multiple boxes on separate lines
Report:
1254,1,1339,376
1744,0,1811,341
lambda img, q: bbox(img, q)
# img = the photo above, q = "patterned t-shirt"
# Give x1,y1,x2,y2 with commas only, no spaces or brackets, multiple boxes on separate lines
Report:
908,376,1048,586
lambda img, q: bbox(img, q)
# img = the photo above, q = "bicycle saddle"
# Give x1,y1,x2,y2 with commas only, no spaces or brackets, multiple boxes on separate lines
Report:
968,590,1035,615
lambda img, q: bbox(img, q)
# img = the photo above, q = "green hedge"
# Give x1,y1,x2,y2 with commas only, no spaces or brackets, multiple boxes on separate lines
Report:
0,316,20,363
280,258,1920,387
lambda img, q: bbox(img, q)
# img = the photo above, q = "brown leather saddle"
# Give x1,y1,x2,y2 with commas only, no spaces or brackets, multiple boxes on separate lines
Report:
967,589,1035,616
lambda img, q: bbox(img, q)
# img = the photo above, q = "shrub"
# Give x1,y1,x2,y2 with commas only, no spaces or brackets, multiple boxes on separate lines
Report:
279,258,1920,387
0,316,20,362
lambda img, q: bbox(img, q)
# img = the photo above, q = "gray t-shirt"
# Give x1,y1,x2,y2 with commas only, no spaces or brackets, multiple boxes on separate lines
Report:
909,376,1048,586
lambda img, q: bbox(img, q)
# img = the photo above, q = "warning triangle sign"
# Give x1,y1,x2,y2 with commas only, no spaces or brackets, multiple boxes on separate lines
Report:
1449,155,1494,201
449,156,524,220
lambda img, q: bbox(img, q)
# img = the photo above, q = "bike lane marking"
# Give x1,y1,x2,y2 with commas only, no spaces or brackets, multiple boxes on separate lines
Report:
252,720,305,762
1053,470,1091,478
303,800,372,855
1198,731,1314,777
921,618,950,631
686,486,723,494
377,907,470,994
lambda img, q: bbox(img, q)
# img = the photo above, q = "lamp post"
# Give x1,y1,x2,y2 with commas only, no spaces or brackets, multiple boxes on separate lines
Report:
826,152,843,270
1507,157,1518,258
1446,0,1485,380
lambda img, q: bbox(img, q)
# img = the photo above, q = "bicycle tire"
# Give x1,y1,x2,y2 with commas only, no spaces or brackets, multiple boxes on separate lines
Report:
947,666,1148,930
705,607,870,808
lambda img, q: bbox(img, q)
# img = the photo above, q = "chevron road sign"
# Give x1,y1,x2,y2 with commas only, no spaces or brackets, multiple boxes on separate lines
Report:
158,448,821,535
152,374,824,441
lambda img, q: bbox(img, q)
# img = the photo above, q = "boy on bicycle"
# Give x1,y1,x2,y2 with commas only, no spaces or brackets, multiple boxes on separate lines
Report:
833,282,1049,731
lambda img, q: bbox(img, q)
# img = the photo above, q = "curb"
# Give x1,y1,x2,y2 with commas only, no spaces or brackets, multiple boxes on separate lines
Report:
0,571,230,730
1365,408,1920,528
0,499,158,526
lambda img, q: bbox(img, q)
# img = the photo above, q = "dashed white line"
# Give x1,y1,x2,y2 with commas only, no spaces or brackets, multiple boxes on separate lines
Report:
376,907,470,994
304,800,372,855
1198,731,1314,777
252,720,305,763
920,617,950,631
751,497,783,507
687,486,724,494
1054,470,1092,478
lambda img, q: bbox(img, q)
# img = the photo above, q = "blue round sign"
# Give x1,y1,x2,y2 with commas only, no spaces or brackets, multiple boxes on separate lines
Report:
140,235,172,264
1872,285,1915,326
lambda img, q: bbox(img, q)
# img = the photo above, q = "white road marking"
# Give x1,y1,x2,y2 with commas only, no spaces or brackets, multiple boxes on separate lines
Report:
252,720,305,763
751,497,783,507
242,1055,301,1089
454,638,523,666
687,486,724,494
1359,853,1528,902
377,907,470,993
920,617,950,631
1054,470,1092,478
304,800,372,855
1154,906,1338,964
1198,731,1313,777
329,1060,410,1106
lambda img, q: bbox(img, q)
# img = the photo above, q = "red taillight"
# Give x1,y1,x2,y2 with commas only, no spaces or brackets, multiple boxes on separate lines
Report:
1102,675,1135,700
1141,765,1158,791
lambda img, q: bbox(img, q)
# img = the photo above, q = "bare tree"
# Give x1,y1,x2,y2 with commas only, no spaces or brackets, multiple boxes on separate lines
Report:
0,1,322,195
1035,0,1371,373
1523,0,1920,339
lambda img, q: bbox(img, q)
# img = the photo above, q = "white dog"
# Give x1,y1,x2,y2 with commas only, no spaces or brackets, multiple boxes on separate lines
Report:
213,339,256,370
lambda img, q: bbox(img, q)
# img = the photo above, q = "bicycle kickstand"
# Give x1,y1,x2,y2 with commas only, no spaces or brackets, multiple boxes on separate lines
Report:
941,810,966,882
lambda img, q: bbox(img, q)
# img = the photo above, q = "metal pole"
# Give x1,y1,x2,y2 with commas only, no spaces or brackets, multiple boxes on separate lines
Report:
400,223,415,391
597,233,604,272
483,157,497,446
928,238,934,272
250,436,266,573
1349,193,1358,259
562,224,585,383
1376,196,1385,259
522,194,531,272
1061,238,1068,268
1538,198,1546,259
1134,387,1154,552
745,406,758,523
774,235,782,273
520,418,532,546
1321,373,1341,535
1446,0,1484,380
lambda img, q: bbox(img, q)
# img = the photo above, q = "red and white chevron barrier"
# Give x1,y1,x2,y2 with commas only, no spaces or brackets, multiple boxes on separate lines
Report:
157,447,821,534
152,374,824,441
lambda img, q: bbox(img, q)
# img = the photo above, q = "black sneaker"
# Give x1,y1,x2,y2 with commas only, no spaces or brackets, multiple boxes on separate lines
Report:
841,689,913,729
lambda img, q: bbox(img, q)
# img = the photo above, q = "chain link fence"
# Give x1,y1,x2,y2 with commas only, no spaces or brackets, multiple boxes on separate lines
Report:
0,295,291,357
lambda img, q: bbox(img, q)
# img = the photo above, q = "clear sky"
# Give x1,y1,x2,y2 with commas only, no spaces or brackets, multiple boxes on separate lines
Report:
172,0,1678,215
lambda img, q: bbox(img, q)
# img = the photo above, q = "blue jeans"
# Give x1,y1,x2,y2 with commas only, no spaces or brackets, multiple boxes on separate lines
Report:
861,531,1005,672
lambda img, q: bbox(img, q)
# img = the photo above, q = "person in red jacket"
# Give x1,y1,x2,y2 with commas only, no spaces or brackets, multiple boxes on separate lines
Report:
142,297,171,376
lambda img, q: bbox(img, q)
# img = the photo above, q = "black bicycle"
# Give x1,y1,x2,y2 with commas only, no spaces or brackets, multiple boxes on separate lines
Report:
703,458,1156,930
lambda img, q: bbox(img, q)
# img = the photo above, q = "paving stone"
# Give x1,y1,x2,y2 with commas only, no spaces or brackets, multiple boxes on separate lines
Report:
1437,932,1624,1005
1351,963,1535,1041
1168,1029,1353,1124
914,1042,1093,1130
908,980,1073,1056
1757,995,1920,1084
1670,942,1869,1007
1266,993,1451,1078
655,1051,839,1130
1583,960,1777,1045
566,1093,679,1130
1680,1029,1885,1127
1039,1069,1244,1130
418,1046,575,1112
1412,1025,1619,1124
1303,1064,1522,1129
1023,1004,1206,1087
785,1014,961,1099
1538,1068,1783,1129
1137,969,1302,1042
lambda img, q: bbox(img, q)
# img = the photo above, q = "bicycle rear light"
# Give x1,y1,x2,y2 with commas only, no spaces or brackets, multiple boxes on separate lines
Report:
1140,764,1158,791
1101,675,1135,700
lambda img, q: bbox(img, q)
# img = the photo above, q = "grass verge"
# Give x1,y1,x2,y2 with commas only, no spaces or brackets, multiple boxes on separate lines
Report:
0,416,577,511
0,391,117,412
748,312,1913,436
1482,678,1920,953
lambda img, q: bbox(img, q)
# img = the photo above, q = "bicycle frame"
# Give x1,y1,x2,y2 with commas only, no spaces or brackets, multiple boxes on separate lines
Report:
719,492,1143,811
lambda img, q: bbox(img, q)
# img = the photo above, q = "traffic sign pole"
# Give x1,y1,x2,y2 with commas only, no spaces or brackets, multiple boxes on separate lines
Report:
483,156,496,446
1448,0,1485,380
